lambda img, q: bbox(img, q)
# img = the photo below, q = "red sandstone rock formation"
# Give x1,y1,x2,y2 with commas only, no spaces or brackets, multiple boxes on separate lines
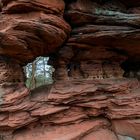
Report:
0,0,140,140
0,0,70,65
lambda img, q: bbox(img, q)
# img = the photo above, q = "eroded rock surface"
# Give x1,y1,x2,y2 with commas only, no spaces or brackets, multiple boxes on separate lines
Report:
0,0,140,140
0,0,70,65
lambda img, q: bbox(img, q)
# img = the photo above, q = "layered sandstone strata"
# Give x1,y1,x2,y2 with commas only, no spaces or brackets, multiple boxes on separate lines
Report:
0,0,140,140
0,0,70,65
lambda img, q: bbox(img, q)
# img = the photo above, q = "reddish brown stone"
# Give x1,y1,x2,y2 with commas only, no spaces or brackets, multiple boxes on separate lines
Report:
0,0,140,140
0,0,70,65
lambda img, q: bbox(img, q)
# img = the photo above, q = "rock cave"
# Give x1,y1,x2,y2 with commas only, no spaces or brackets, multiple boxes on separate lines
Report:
0,0,140,140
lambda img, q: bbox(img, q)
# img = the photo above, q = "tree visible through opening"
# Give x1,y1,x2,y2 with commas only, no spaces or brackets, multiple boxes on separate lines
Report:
24,57,54,89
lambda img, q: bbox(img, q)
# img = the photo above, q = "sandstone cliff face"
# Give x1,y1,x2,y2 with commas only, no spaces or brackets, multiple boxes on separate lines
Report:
0,0,140,140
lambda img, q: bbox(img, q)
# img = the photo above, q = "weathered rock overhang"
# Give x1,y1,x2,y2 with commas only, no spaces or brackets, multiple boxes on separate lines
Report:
0,0,140,140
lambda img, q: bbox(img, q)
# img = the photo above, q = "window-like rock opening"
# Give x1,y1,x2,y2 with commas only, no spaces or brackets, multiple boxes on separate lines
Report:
24,57,55,89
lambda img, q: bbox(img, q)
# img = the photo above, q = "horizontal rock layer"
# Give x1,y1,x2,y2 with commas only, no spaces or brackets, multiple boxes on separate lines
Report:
1,0,65,15
0,0,140,140
66,0,140,61
0,78,140,140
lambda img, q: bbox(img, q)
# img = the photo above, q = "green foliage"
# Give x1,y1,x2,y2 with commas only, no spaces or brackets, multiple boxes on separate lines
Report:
24,57,54,89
